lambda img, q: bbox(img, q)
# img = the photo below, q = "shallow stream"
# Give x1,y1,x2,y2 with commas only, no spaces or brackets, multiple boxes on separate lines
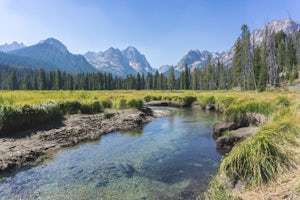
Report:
0,108,222,199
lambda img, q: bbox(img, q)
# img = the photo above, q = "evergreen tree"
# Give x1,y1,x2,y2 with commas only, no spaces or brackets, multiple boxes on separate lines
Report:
136,73,141,90
9,71,18,90
253,46,262,86
184,64,190,89
168,66,175,91
38,68,47,90
192,68,200,90
233,38,243,88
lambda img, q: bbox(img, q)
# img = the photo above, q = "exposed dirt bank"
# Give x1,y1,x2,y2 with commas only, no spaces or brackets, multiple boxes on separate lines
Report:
213,112,267,154
0,108,169,172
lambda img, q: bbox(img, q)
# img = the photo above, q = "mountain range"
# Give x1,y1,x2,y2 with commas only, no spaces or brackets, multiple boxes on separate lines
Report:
0,19,298,76
0,42,26,52
84,46,155,77
0,38,96,73
158,19,300,74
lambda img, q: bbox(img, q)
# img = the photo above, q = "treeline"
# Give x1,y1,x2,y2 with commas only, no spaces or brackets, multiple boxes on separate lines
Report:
0,62,233,90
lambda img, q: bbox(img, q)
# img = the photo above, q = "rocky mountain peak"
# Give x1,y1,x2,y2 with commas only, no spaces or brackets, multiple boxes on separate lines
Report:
39,38,68,53
0,41,26,52
84,46,154,76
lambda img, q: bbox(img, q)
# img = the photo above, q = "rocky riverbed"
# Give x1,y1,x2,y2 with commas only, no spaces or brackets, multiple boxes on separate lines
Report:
0,108,168,172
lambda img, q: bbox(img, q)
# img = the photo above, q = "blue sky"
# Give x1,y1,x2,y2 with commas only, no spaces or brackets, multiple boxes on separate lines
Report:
0,0,300,68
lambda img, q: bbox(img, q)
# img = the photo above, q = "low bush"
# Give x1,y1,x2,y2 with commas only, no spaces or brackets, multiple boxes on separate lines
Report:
113,98,127,110
0,102,62,135
127,98,144,109
144,95,152,102
80,101,102,114
182,96,197,107
101,98,113,108
59,101,81,114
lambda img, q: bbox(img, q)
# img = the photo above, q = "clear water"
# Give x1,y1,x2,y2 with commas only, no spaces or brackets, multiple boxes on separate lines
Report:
0,108,222,200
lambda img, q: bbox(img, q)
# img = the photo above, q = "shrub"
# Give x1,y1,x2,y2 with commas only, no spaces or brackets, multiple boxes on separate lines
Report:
162,96,172,101
0,102,62,135
144,95,152,102
101,98,113,108
80,101,102,114
59,101,81,114
127,99,144,109
114,98,127,110
182,96,197,107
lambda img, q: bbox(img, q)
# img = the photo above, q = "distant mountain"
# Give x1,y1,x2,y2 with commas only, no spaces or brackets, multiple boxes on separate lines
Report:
159,50,224,75
84,46,155,77
221,19,300,66
0,42,25,52
3,38,96,73
175,50,223,71
158,65,171,74
123,46,154,75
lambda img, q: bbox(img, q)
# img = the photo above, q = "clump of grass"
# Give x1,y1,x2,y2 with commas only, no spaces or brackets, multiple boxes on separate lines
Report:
101,98,113,108
199,96,216,105
114,98,127,109
0,102,62,135
223,130,234,137
80,101,102,114
181,96,197,107
143,95,162,102
59,101,81,114
220,114,296,187
224,102,273,122
127,98,143,109
113,98,143,110
276,96,290,107
144,95,152,102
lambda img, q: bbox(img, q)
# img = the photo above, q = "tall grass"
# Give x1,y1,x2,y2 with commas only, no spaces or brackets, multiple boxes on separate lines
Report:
0,102,62,134
219,109,298,187
224,101,274,122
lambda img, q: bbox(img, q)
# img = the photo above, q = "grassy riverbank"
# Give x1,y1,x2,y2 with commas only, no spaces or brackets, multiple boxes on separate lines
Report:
0,89,299,198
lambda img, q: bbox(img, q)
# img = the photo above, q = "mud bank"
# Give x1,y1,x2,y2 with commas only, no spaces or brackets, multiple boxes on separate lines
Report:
0,108,168,172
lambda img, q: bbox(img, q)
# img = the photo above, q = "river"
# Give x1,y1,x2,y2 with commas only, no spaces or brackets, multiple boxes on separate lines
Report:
0,107,222,199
